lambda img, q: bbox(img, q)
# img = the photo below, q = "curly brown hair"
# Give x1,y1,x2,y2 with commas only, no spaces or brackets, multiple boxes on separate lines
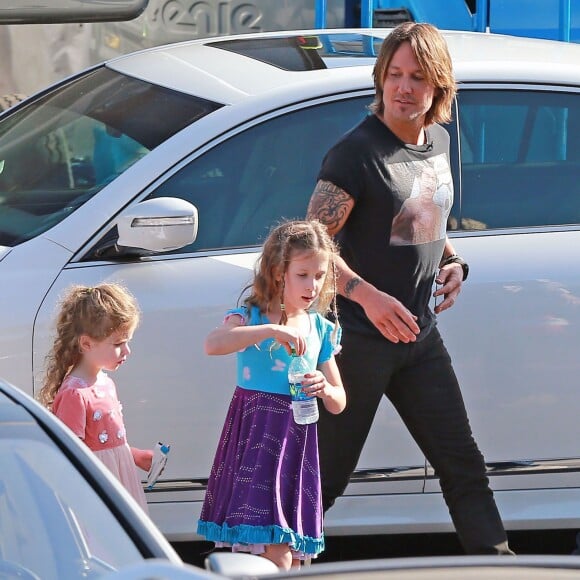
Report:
370,22,457,126
38,283,140,409
243,219,340,327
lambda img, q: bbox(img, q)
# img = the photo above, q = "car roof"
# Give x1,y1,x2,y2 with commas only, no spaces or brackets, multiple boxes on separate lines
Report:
105,29,580,105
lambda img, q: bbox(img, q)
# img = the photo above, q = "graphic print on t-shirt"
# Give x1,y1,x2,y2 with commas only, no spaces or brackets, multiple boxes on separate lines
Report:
390,154,453,246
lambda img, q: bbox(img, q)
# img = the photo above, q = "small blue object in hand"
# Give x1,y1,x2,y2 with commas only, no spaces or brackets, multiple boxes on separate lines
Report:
146,442,170,490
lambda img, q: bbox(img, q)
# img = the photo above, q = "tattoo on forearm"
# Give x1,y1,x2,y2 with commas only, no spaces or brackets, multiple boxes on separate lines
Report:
307,180,352,233
344,276,362,299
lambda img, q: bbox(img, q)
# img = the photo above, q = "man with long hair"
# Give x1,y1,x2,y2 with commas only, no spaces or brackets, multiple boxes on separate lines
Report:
307,22,512,555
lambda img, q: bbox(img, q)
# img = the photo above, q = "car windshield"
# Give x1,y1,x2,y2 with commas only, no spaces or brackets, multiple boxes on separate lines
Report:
0,66,220,248
0,437,145,579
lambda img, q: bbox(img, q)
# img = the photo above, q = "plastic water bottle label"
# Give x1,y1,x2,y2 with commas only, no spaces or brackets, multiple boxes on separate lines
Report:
289,373,309,401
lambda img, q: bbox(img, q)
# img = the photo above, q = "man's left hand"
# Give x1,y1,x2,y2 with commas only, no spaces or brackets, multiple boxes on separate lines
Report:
433,263,463,314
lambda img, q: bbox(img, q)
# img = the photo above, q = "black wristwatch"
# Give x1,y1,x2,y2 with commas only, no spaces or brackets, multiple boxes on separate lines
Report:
439,254,469,281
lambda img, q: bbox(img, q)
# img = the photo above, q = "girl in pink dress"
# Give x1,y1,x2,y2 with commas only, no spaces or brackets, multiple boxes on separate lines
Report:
38,283,152,513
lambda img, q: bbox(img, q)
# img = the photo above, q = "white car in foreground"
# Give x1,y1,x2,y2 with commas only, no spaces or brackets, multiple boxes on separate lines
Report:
0,377,200,578
1,29,580,543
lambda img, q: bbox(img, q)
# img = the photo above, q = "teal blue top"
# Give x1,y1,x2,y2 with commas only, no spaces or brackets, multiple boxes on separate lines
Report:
226,305,341,395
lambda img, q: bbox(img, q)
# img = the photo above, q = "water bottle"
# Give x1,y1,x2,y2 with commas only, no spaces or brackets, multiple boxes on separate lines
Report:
146,442,171,490
288,349,319,425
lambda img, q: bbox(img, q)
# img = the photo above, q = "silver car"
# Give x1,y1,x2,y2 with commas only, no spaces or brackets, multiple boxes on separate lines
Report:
0,29,579,544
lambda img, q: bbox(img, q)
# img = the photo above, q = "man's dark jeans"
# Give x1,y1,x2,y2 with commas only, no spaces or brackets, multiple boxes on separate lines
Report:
318,326,508,554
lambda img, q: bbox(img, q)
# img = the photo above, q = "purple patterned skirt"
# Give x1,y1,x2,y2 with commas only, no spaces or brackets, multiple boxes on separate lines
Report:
197,387,324,558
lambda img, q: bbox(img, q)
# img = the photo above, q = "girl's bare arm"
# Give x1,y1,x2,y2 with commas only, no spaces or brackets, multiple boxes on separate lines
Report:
205,315,307,356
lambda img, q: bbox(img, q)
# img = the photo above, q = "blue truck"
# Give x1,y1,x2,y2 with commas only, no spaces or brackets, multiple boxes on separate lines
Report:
317,0,579,42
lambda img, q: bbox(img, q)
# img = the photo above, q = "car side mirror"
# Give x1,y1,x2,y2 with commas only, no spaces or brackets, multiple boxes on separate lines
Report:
116,197,198,253
205,552,279,575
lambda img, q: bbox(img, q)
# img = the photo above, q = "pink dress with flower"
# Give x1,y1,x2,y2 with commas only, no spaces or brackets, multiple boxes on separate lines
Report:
52,372,148,512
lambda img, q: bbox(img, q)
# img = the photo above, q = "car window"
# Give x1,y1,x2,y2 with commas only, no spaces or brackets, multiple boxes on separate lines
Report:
0,438,144,579
208,34,384,70
456,89,580,230
0,67,220,248
147,96,370,252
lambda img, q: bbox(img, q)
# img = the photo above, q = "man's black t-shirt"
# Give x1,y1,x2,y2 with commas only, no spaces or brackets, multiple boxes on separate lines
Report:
317,114,453,339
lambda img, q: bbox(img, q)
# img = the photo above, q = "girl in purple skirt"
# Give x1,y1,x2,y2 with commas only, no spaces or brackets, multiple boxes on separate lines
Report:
197,220,346,570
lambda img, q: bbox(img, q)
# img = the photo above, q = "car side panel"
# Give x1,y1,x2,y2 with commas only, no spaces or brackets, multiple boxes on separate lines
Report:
442,231,580,462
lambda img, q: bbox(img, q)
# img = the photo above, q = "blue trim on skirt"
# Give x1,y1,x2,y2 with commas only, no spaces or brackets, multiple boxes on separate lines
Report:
197,519,325,555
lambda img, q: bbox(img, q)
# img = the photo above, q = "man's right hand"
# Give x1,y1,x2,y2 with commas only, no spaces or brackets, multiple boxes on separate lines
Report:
359,285,420,343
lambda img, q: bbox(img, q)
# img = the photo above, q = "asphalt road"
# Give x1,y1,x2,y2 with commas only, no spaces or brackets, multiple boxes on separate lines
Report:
173,530,580,568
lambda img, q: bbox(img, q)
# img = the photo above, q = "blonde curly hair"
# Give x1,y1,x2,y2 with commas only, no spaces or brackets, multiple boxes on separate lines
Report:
38,283,140,409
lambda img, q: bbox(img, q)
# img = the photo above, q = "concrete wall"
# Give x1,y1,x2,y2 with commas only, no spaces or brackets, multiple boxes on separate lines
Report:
0,23,93,97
